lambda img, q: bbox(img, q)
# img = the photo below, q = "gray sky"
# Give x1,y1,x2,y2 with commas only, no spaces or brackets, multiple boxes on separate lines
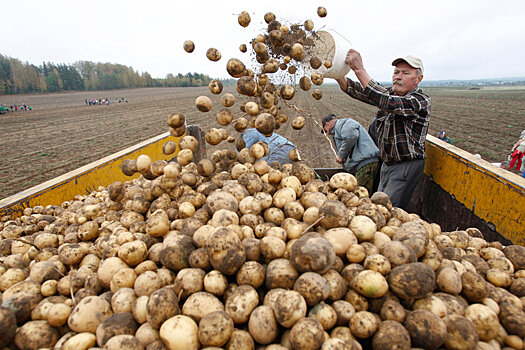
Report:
3,0,525,81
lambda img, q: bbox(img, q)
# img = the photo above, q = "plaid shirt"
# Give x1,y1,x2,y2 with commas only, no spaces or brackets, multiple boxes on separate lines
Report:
344,78,431,163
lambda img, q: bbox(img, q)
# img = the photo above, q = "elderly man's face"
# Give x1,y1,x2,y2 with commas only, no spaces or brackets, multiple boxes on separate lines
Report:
392,62,423,96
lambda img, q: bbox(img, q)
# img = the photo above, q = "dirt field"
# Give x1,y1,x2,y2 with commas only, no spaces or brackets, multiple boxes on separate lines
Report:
1,85,524,199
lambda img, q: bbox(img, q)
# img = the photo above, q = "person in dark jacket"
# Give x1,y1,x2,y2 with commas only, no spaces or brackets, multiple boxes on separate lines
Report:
322,114,380,194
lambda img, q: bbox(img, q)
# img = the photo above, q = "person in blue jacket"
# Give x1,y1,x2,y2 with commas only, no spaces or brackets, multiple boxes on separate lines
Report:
242,128,297,166
322,114,380,194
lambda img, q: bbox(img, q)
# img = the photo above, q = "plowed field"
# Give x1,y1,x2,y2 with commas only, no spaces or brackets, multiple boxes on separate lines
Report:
1,85,524,199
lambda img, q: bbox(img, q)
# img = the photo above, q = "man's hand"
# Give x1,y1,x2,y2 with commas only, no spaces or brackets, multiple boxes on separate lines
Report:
345,49,364,71
345,49,372,89
336,156,343,164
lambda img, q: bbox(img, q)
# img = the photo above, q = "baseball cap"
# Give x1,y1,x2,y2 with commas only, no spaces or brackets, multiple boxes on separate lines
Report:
392,55,424,74
321,114,336,133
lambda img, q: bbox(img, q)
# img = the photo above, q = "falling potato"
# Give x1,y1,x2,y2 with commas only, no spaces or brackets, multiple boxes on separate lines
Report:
253,42,267,55
195,96,213,112
221,93,236,107
245,102,260,116
280,85,295,100
299,76,312,91
206,48,221,62
311,73,324,85
183,40,195,53
238,11,251,27
240,44,247,53
312,89,323,100
304,19,314,31
324,60,333,68
216,109,234,126
289,148,300,161
264,12,276,23
167,113,185,128
209,80,223,94
317,7,327,17
236,76,258,96
255,113,276,135
235,117,249,132
290,43,305,61
205,128,222,146
291,116,306,130
227,58,247,78
310,57,322,69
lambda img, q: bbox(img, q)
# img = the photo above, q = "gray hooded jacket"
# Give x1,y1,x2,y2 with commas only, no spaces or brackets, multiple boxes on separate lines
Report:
332,118,380,173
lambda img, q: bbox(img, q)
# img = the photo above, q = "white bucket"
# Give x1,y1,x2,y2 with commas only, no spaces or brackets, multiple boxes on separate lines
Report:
304,30,352,79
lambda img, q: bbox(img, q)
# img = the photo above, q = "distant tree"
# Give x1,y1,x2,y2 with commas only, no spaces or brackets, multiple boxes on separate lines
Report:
45,69,63,92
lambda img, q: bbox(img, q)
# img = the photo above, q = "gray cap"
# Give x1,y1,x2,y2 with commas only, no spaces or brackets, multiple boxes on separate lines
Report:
392,55,424,74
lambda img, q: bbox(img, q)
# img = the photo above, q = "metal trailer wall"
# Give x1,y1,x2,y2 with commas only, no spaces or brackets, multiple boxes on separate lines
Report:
409,135,525,245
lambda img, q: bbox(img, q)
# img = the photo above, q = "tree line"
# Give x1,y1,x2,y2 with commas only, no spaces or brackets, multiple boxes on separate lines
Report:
0,54,233,95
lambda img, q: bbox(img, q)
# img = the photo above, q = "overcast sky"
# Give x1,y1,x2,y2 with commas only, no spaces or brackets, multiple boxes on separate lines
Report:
3,0,525,82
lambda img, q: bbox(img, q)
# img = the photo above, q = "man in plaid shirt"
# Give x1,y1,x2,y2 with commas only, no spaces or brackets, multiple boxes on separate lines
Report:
335,50,431,209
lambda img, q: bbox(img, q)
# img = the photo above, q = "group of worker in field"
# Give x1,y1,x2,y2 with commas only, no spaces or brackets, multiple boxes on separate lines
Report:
244,51,430,210
1,103,33,112
84,97,128,106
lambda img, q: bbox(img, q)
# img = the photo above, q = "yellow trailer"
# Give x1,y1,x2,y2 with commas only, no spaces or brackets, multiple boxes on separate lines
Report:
1,130,523,245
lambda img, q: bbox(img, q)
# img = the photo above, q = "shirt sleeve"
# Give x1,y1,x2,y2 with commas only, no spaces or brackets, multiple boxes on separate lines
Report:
344,78,377,107
364,80,431,118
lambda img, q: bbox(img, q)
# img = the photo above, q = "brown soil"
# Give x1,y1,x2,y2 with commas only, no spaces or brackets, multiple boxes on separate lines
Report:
1,85,523,199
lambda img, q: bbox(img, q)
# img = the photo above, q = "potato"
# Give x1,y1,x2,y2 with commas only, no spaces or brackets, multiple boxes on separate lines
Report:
436,267,462,294
319,200,349,229
160,235,195,272
293,272,330,306
61,332,96,350
47,302,71,327
443,314,479,350
290,233,335,274
146,287,180,329
183,40,195,53
244,306,278,346
308,302,337,330
206,48,221,61
225,284,259,324
68,295,113,333
197,311,234,347
363,254,391,276
464,303,499,341
111,287,137,313
195,96,213,112
272,290,307,328
299,76,312,91
503,245,525,270
310,88,322,100
317,6,327,17
380,299,406,322
404,309,447,349
237,76,257,96
388,262,435,300
182,292,224,322
291,116,306,130
95,312,139,346
352,269,389,298
14,320,59,350
0,307,17,347
322,228,355,257
266,258,299,290
412,295,447,319
372,320,411,350
255,113,276,135
206,190,238,214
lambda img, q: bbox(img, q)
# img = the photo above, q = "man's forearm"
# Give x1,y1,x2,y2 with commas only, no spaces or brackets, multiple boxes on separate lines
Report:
353,68,372,90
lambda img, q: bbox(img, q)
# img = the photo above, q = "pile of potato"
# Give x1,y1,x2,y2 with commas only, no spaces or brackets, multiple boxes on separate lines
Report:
1,157,525,350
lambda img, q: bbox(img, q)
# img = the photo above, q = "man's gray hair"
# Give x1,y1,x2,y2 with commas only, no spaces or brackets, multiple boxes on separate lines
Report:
416,68,423,77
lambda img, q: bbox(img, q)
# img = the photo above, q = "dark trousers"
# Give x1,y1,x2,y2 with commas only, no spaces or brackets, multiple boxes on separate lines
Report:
378,159,425,209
